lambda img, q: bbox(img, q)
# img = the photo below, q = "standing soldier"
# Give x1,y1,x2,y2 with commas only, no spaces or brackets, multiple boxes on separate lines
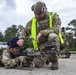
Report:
61,27,71,58
19,1,63,70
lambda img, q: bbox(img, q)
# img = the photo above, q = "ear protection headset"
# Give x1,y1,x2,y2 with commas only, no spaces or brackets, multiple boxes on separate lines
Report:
31,2,47,14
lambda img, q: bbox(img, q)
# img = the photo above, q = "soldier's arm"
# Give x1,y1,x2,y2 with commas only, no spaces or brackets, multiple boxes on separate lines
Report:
52,13,61,33
2,47,19,68
19,20,32,39
40,13,61,36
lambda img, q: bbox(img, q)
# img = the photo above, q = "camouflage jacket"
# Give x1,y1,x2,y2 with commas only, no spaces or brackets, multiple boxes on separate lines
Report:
19,12,61,46
0,47,4,62
20,12,61,39
2,46,19,68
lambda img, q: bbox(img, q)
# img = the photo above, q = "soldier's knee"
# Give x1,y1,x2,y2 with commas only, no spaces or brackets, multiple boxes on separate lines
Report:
35,59,44,68
48,33,59,41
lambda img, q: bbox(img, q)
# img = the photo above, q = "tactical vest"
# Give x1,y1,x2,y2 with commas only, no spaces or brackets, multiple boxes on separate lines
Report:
31,12,64,50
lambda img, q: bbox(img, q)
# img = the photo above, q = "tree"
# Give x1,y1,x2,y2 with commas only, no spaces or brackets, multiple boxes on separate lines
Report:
66,19,76,49
4,25,18,41
0,31,3,41
3,24,33,47
67,19,76,35
16,25,24,37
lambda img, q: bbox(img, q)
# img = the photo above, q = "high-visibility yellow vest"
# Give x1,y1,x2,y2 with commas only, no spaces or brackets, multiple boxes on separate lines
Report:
31,17,38,50
31,12,64,50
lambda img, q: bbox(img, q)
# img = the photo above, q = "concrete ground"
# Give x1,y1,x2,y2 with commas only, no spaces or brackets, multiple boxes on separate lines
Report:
0,54,76,75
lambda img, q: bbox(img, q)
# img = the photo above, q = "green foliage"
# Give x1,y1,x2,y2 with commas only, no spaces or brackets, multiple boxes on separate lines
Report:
0,31,3,41
0,24,33,48
66,19,76,49
3,25,18,41
68,19,76,27
23,35,33,48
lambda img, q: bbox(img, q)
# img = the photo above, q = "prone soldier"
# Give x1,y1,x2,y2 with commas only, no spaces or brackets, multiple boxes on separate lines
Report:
2,37,33,69
0,47,4,66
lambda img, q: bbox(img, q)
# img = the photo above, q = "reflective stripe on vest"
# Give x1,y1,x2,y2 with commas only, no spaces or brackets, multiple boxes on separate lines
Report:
47,12,56,28
31,17,38,50
59,32,64,44
31,12,64,50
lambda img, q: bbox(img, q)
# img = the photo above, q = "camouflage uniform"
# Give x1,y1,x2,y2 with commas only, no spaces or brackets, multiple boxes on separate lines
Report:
60,27,71,58
20,1,61,70
0,47,4,66
2,46,33,68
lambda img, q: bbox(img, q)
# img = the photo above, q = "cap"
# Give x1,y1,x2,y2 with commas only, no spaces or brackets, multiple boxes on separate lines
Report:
7,37,19,48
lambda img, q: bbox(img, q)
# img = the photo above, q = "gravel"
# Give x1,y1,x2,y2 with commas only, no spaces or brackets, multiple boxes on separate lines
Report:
0,54,76,75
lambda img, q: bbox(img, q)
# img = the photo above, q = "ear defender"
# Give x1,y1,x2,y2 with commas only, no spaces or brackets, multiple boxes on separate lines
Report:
41,3,47,13
31,5,34,11
31,2,47,13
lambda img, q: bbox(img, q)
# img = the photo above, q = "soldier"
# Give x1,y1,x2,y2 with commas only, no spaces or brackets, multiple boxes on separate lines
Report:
19,1,62,70
61,27,71,58
0,47,4,66
2,37,33,69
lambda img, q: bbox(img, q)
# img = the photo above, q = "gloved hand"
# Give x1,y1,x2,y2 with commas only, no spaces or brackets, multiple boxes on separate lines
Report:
60,44,64,50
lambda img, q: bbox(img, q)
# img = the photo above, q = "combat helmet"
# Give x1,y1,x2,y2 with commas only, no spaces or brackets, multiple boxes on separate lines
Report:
31,1,47,15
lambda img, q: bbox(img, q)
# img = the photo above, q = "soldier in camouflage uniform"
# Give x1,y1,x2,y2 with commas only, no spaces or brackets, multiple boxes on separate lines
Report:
0,47,4,66
60,27,71,58
19,1,61,70
2,37,33,69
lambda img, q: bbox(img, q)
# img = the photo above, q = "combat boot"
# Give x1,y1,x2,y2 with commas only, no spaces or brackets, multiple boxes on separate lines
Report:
46,58,50,65
51,60,58,70
46,55,52,65
65,52,71,58
65,53,71,58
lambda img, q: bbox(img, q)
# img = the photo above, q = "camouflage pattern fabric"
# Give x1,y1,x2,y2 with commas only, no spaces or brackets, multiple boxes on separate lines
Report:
2,46,32,68
61,31,69,52
59,30,71,58
0,47,3,62
0,47,5,66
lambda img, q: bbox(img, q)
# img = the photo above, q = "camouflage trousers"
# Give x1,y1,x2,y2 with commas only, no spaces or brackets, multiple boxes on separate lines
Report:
0,55,4,66
35,33,60,68
64,41,69,52
2,56,33,68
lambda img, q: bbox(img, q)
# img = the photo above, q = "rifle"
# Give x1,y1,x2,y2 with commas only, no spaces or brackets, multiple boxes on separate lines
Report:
14,44,76,57
17,44,56,56
13,44,56,70
13,45,76,70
